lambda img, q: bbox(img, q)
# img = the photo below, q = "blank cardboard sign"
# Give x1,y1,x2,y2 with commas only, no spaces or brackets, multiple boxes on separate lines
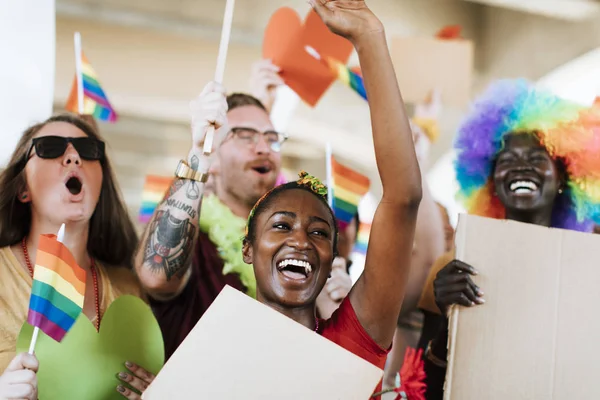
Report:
446,215,600,399
391,37,473,107
143,286,383,399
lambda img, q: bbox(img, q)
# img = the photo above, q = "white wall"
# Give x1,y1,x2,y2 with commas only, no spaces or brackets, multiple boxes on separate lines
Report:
0,0,55,166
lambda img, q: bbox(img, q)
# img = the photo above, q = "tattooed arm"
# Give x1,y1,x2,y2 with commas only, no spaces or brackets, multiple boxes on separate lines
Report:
134,82,228,301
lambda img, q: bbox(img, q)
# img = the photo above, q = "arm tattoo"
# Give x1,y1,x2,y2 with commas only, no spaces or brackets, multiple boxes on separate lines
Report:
164,179,185,200
186,155,200,200
166,198,197,219
144,210,196,280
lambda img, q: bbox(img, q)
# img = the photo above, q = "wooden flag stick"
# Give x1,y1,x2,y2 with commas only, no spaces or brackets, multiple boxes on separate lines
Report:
202,0,236,155
325,142,333,208
74,33,84,115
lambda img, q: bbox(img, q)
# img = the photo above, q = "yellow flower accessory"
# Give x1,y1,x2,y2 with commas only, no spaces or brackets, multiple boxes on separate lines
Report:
297,171,328,198
246,171,329,236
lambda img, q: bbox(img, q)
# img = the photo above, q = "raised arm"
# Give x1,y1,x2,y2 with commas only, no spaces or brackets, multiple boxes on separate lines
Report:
311,0,422,348
134,82,228,301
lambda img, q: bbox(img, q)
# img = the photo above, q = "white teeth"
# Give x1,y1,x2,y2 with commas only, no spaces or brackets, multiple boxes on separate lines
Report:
510,180,538,192
514,188,531,194
277,259,312,275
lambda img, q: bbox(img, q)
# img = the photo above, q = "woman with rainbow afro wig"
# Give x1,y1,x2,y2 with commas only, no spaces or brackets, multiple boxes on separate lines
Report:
419,79,600,399
455,78,600,232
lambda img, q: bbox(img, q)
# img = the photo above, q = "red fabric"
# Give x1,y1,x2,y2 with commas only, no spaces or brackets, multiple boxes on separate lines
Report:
150,232,245,360
319,297,390,399
394,348,426,400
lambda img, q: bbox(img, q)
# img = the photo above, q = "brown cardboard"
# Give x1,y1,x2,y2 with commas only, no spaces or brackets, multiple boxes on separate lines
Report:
445,215,600,399
143,286,383,399
390,37,473,107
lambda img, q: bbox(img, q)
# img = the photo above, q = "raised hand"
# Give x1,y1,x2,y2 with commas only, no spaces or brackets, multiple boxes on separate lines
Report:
433,259,485,315
326,256,353,302
0,353,39,400
249,59,284,113
316,256,353,318
189,81,228,153
116,361,156,400
308,0,383,42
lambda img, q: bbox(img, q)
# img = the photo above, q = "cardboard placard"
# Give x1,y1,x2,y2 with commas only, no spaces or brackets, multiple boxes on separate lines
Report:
143,286,383,399
390,37,473,107
446,215,600,399
17,296,164,400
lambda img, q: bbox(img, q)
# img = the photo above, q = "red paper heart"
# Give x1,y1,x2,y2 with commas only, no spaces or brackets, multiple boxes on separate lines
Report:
263,7,353,107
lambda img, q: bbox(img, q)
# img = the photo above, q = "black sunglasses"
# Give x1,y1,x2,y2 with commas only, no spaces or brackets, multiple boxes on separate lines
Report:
23,136,105,167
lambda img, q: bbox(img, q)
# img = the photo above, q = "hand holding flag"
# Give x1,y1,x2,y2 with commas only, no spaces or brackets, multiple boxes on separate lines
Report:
0,353,39,400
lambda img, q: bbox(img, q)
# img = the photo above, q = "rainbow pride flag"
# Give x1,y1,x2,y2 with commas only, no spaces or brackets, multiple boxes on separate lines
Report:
330,157,370,231
139,175,173,224
27,234,86,342
353,221,371,255
66,52,117,122
325,57,367,100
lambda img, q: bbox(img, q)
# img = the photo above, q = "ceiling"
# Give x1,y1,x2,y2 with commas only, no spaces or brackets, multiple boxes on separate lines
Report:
464,0,600,20
52,0,600,202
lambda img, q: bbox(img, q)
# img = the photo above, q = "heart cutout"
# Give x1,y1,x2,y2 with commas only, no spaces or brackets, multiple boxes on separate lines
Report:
17,296,164,400
263,7,353,107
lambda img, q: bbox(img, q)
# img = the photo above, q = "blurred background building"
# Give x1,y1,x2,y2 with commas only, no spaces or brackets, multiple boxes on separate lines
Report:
2,0,600,229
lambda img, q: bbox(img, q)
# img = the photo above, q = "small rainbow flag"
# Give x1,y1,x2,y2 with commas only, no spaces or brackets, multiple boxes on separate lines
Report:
353,221,371,255
139,175,173,224
304,46,366,101
27,234,86,342
325,57,367,100
66,52,117,122
330,156,370,231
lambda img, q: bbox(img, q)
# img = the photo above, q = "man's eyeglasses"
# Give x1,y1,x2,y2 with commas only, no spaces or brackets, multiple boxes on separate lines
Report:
228,127,287,153
21,136,105,169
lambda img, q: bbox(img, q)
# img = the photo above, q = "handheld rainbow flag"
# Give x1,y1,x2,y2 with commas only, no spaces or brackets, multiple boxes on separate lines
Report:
325,57,366,100
65,33,117,122
139,175,173,224
353,221,371,255
326,149,370,231
27,224,86,350
305,46,367,101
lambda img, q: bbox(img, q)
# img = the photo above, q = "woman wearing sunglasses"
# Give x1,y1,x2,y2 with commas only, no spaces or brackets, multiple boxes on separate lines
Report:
0,114,140,399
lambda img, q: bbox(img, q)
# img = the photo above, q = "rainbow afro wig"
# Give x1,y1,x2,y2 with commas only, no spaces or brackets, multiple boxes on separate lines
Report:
454,79,600,232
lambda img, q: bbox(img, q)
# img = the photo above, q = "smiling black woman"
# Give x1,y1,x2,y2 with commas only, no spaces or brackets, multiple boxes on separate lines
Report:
416,79,600,399
239,0,422,397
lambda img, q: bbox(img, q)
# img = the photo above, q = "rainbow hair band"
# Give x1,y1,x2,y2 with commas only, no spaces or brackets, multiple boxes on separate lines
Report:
454,79,600,232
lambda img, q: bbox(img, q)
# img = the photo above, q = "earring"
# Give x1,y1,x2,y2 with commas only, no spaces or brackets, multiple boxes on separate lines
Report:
558,188,563,194
21,194,28,200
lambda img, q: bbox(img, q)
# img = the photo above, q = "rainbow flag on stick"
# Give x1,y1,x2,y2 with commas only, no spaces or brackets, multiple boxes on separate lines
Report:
139,175,173,224
27,224,86,351
305,46,366,100
65,32,117,122
326,146,370,231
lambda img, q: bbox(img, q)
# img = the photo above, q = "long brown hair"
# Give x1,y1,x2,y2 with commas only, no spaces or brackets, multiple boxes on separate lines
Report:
0,114,138,268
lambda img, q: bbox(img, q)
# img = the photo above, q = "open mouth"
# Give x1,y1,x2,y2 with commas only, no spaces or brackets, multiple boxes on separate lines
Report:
277,258,313,280
252,165,272,175
65,177,83,195
508,179,538,194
